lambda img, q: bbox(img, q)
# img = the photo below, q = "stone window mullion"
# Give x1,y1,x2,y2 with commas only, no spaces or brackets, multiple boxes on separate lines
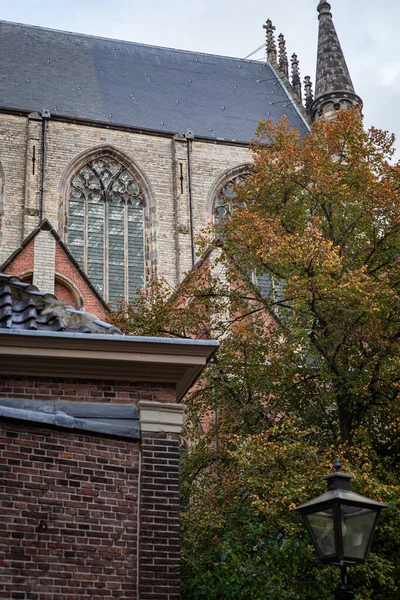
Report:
84,197,88,273
104,200,109,304
124,202,129,301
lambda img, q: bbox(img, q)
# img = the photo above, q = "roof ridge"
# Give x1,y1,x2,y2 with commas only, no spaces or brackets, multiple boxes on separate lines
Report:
0,19,266,65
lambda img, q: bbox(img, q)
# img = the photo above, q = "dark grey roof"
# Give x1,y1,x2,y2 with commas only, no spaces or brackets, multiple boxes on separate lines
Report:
0,399,140,439
0,20,308,142
315,1,356,100
0,272,120,334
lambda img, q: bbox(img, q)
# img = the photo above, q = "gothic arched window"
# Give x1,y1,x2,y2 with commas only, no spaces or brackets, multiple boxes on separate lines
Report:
67,157,145,304
212,172,286,315
213,174,249,227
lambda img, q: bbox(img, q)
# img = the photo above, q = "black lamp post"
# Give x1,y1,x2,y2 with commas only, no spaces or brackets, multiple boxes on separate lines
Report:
294,460,387,599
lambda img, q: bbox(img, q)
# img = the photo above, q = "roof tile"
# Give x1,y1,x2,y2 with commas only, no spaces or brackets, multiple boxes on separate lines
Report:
0,272,120,335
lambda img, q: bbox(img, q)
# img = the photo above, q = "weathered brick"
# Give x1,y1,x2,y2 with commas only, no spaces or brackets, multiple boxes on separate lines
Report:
0,375,184,599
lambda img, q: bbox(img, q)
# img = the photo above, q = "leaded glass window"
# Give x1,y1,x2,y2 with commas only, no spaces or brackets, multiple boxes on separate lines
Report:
213,174,249,227
68,157,145,304
213,173,289,319
256,272,284,310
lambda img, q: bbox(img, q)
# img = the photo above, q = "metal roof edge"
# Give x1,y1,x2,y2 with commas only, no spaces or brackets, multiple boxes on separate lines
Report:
269,63,310,132
0,329,218,402
0,327,219,350
0,19,268,66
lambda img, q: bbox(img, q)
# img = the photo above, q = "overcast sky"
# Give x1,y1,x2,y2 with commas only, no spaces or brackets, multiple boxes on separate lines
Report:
2,0,399,150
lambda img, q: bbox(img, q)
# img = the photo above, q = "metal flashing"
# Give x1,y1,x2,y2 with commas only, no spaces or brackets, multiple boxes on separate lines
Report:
0,398,140,439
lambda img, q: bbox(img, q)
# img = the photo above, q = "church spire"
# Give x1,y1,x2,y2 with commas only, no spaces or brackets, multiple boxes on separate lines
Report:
311,0,362,121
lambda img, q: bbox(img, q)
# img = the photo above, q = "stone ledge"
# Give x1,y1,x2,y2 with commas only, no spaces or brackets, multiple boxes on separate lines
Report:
137,400,185,434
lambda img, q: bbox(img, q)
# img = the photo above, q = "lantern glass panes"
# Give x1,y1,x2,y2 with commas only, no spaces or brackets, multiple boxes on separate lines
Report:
306,508,336,558
341,505,379,561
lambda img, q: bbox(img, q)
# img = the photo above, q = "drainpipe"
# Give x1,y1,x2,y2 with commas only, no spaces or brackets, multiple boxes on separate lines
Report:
185,129,195,266
40,109,51,223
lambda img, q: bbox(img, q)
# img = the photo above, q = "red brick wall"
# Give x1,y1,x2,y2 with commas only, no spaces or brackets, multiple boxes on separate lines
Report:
3,237,108,321
139,434,181,600
55,245,108,320
54,279,78,308
0,376,176,405
0,376,182,599
4,240,34,277
0,420,139,600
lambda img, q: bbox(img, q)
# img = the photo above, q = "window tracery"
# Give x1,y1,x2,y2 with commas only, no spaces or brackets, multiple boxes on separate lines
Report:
212,172,287,317
213,174,249,227
68,157,145,304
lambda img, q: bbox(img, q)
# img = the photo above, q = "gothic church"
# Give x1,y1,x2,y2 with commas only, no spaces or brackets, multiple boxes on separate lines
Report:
0,1,361,320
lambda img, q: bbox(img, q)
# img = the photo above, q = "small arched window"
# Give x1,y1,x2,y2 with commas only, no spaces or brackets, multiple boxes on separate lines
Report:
67,157,145,304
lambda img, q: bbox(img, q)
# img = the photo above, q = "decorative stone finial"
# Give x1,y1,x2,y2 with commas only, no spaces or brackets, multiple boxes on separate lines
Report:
263,19,277,64
304,76,313,112
317,0,332,15
291,53,302,101
278,34,289,77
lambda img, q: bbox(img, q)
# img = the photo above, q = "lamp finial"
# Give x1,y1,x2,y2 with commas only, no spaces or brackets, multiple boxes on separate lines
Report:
333,458,342,473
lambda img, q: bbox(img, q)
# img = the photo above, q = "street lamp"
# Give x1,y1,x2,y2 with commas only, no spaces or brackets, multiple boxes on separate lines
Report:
294,459,387,599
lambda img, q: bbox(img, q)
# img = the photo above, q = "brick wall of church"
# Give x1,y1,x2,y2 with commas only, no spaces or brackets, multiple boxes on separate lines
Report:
3,241,34,280
0,112,252,291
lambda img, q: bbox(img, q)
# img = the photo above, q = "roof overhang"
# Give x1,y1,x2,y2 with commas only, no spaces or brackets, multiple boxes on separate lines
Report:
0,330,218,402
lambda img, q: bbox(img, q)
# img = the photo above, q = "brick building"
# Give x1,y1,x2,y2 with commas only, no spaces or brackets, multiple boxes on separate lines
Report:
0,1,361,317
0,272,217,598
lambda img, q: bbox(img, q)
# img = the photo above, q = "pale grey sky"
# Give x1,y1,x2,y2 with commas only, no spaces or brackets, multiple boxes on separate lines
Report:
1,0,399,149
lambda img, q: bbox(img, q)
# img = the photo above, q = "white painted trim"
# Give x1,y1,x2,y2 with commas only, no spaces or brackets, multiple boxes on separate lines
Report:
138,400,185,434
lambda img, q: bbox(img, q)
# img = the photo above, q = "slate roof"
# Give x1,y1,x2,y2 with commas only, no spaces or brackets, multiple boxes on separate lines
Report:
0,20,308,142
0,272,120,334
0,399,140,439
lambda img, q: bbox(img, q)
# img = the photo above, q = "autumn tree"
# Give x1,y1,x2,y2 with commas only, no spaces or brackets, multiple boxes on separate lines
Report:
111,110,400,599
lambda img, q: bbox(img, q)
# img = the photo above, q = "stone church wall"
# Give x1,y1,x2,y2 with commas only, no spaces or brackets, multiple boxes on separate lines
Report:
0,112,252,300
0,114,29,265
